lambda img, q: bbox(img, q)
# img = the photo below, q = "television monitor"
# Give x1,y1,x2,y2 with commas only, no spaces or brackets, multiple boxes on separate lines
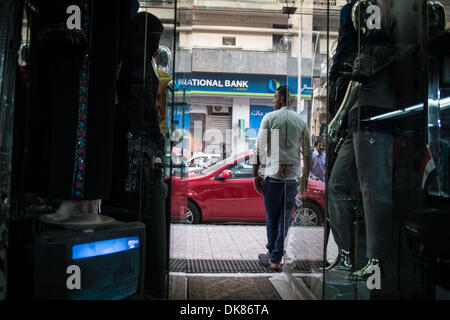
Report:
32,221,146,300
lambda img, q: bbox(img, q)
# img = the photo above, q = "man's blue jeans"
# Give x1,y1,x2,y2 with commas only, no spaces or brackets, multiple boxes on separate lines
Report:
262,177,298,264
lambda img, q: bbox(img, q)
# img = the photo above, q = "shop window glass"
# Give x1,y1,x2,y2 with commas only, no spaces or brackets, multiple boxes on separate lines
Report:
324,0,450,300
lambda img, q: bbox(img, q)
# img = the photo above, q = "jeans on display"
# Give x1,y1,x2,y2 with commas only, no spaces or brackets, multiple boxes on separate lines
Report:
262,177,298,264
328,131,394,259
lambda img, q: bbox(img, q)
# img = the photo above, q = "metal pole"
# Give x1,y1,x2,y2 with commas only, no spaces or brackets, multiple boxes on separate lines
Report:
298,1,303,113
322,0,330,301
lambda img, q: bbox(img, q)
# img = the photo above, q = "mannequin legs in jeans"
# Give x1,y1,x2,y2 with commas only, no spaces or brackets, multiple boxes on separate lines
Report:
262,177,298,267
328,137,359,257
353,130,394,278
328,131,394,276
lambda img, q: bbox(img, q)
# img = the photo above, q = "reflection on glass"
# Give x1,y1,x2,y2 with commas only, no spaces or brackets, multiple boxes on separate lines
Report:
324,0,450,300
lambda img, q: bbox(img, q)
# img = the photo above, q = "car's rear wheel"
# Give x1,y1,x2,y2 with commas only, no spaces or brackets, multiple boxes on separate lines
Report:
186,201,201,224
292,201,323,226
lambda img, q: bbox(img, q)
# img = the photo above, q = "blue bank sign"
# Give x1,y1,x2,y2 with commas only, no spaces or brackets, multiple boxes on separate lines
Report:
174,73,313,99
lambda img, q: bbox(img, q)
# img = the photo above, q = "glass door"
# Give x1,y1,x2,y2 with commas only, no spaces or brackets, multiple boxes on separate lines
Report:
0,0,23,301
282,0,335,297
324,0,450,300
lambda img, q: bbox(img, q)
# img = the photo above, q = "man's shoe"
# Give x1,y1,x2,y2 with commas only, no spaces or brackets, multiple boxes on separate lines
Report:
268,260,282,272
258,253,270,267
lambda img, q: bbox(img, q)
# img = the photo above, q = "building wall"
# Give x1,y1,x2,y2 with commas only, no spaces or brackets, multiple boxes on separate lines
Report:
191,31,273,51
231,98,251,155
179,32,193,50
191,49,288,74
310,86,327,140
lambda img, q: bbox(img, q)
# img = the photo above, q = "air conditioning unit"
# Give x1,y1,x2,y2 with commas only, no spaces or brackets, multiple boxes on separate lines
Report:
210,106,231,115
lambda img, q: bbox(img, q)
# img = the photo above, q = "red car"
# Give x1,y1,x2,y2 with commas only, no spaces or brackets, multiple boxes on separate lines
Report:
170,151,325,226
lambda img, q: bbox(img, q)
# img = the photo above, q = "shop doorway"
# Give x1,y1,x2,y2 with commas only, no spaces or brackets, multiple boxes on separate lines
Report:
166,0,339,301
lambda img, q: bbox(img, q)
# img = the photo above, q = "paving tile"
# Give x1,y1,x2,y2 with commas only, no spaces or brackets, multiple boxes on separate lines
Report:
170,224,338,262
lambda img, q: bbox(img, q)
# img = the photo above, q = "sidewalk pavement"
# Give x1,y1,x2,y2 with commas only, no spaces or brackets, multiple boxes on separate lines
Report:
169,223,338,262
168,223,339,300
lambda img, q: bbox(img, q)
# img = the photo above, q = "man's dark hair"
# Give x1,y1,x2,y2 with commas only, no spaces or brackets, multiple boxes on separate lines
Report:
277,86,290,105
314,140,319,147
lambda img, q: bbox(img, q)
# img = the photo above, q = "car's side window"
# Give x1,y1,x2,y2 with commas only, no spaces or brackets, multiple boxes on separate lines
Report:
227,157,253,179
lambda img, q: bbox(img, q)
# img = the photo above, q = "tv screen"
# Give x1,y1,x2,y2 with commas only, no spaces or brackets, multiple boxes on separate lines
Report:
33,221,145,300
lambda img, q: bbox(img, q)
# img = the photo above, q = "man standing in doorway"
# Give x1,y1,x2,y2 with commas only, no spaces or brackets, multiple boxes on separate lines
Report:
310,140,326,182
253,86,313,271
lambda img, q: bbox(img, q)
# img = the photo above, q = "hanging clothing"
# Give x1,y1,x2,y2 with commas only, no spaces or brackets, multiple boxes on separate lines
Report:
156,69,173,135
329,0,358,119
26,0,132,200
108,12,164,213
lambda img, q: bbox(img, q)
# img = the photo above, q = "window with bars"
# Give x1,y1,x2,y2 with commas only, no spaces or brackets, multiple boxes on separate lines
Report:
222,37,236,46
313,0,337,6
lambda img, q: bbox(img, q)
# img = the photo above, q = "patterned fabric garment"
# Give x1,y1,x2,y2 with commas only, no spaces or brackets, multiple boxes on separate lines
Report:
107,11,163,213
125,135,158,196
26,0,132,200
